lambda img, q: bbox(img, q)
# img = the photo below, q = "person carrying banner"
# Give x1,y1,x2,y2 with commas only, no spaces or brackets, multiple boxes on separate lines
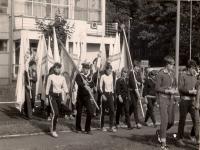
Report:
143,70,157,128
23,60,37,119
46,63,69,138
155,56,177,150
115,67,132,129
128,60,143,129
177,60,199,147
100,63,117,132
75,62,94,134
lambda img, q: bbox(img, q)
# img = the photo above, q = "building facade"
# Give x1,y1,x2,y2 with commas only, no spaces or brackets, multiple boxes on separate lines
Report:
0,0,120,90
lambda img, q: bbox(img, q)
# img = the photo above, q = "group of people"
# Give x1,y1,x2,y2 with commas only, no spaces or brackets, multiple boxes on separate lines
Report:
22,55,200,150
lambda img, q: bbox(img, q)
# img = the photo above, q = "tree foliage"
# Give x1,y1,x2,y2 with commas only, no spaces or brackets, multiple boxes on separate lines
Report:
106,1,200,66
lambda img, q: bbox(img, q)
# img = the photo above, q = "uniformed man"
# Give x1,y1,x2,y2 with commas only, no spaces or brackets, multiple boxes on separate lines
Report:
75,62,94,134
129,60,143,129
46,63,69,138
155,56,177,150
24,60,37,119
177,60,199,146
115,67,132,129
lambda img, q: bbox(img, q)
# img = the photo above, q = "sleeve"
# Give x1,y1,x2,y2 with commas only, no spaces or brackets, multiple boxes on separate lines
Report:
62,77,69,94
129,71,136,90
46,75,52,95
99,75,104,94
155,72,165,93
116,79,121,96
75,73,85,87
178,73,189,95
24,71,29,90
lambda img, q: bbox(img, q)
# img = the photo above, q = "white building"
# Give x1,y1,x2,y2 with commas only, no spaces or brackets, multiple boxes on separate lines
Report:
0,0,120,101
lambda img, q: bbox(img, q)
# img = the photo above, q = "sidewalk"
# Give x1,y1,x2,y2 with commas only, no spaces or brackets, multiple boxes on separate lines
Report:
0,103,193,138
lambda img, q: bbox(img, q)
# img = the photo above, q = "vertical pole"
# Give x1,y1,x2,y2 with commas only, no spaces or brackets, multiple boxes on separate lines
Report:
128,18,131,47
189,0,192,60
175,0,180,83
9,0,14,84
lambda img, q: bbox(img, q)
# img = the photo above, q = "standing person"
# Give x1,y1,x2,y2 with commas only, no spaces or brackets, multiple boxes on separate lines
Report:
100,63,117,132
75,62,94,134
143,70,157,128
177,60,199,146
129,60,143,129
46,63,69,138
155,56,177,150
24,60,37,119
115,67,132,129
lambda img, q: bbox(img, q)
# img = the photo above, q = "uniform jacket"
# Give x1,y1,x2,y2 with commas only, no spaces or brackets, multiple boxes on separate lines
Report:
155,68,176,94
116,77,129,99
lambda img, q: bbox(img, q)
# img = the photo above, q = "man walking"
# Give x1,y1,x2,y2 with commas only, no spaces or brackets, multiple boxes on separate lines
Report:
155,56,177,150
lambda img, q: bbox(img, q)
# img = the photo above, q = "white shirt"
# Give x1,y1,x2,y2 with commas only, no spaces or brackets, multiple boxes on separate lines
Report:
46,74,69,95
100,73,113,93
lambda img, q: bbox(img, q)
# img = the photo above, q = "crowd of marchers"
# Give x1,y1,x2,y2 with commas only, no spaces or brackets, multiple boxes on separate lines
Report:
22,55,199,150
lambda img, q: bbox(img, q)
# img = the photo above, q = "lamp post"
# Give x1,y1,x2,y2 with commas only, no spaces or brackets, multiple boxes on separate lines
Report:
175,0,180,83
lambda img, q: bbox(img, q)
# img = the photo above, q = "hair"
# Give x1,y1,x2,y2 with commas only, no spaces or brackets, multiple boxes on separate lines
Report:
29,60,36,67
48,66,55,75
164,55,174,65
133,60,140,67
105,63,112,70
186,59,197,69
53,62,62,68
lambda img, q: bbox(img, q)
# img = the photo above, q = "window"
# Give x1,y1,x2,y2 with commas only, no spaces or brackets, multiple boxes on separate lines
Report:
0,0,8,14
25,0,69,18
75,0,101,22
0,40,7,52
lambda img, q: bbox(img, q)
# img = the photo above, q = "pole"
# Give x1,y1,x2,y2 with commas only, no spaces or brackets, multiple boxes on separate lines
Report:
175,0,180,83
122,28,145,118
9,0,14,84
189,0,192,60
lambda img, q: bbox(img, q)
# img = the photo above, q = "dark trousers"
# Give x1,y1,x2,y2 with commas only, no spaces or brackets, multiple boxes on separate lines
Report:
178,100,199,140
129,92,139,124
190,110,199,140
49,93,62,131
31,89,36,109
101,92,115,128
145,97,156,124
24,89,32,119
76,95,93,132
116,97,131,128
159,94,175,141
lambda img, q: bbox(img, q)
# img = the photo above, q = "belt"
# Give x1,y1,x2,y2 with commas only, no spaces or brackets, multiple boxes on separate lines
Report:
51,93,62,96
181,96,194,101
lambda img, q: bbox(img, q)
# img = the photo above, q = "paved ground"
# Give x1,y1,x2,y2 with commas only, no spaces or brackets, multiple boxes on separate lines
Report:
0,103,198,150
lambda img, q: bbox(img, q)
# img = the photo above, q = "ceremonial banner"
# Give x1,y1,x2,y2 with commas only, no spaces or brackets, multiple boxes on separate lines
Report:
53,27,60,63
15,32,30,111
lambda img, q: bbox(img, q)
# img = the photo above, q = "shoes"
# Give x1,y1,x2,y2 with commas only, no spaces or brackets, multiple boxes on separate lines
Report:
153,123,157,128
85,131,92,135
51,131,58,138
108,127,117,132
144,122,151,127
136,123,142,129
47,116,51,121
156,130,161,143
101,127,107,132
75,128,83,133
160,145,169,150
177,139,186,147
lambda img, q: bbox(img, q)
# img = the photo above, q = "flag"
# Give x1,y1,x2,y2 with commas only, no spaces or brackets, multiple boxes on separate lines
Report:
59,40,79,99
118,36,132,72
53,27,60,63
47,36,54,70
15,32,30,111
99,39,107,70
36,35,48,96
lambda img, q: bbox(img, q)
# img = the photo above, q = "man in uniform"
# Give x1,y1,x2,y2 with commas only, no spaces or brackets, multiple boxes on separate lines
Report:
116,67,132,129
177,60,199,146
75,62,94,134
129,60,143,129
155,56,177,150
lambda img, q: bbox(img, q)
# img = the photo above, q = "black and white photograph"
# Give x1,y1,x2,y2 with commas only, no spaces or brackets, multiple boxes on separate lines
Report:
0,0,199,150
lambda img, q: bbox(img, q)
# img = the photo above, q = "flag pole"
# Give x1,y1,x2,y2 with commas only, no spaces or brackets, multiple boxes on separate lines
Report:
58,39,99,110
122,27,145,118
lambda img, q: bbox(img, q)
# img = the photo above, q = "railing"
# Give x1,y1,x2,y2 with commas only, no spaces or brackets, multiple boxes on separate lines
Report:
105,22,118,37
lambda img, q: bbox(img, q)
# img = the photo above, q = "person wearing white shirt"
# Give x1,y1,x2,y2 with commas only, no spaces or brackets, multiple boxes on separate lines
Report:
100,63,116,132
46,63,69,138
